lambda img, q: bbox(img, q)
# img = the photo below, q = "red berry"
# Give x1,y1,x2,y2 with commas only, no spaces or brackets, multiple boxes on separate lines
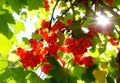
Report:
41,63,52,74
106,0,114,4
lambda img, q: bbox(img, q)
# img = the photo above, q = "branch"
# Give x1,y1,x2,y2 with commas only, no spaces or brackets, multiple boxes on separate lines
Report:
114,25,120,37
49,0,60,32
57,0,78,22
66,56,74,69
69,0,75,21
99,0,120,17
80,9,91,24
81,1,93,24
98,0,120,37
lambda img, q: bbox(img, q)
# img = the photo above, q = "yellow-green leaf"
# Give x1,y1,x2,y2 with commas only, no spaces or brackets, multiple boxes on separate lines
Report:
10,20,25,34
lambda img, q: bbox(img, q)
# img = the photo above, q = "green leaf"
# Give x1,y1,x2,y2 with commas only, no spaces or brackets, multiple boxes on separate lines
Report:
10,20,25,34
82,13,93,27
0,0,6,6
0,34,12,55
57,50,63,57
82,18,92,27
27,0,44,10
63,53,73,62
104,49,117,61
108,56,119,78
57,32,65,45
72,65,86,79
10,68,28,82
20,12,27,21
98,47,106,54
61,13,72,24
8,54,19,63
35,8,50,28
32,33,42,40
68,65,86,83
26,72,44,83
0,67,30,83
92,36,101,47
89,36,101,53
93,69,106,83
22,37,29,45
6,79,17,83
27,10,38,20
0,67,42,83
0,69,11,83
0,56,8,71
88,48,100,57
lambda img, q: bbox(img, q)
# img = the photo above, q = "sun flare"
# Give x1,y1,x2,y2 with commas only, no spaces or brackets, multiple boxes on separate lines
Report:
96,15,110,26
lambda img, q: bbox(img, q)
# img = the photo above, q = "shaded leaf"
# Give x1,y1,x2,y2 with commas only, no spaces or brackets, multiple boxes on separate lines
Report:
113,0,120,5
67,73,77,83
27,0,44,10
106,74,115,83
81,71,95,83
20,0,27,5
1,10,15,24
69,22,85,39
81,65,97,83
48,67,68,83
8,0,22,13
47,56,68,83
44,76,57,83
0,14,13,39
46,56,61,67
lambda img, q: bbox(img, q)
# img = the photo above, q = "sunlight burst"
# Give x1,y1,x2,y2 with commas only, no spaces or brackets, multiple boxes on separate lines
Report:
96,15,110,26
